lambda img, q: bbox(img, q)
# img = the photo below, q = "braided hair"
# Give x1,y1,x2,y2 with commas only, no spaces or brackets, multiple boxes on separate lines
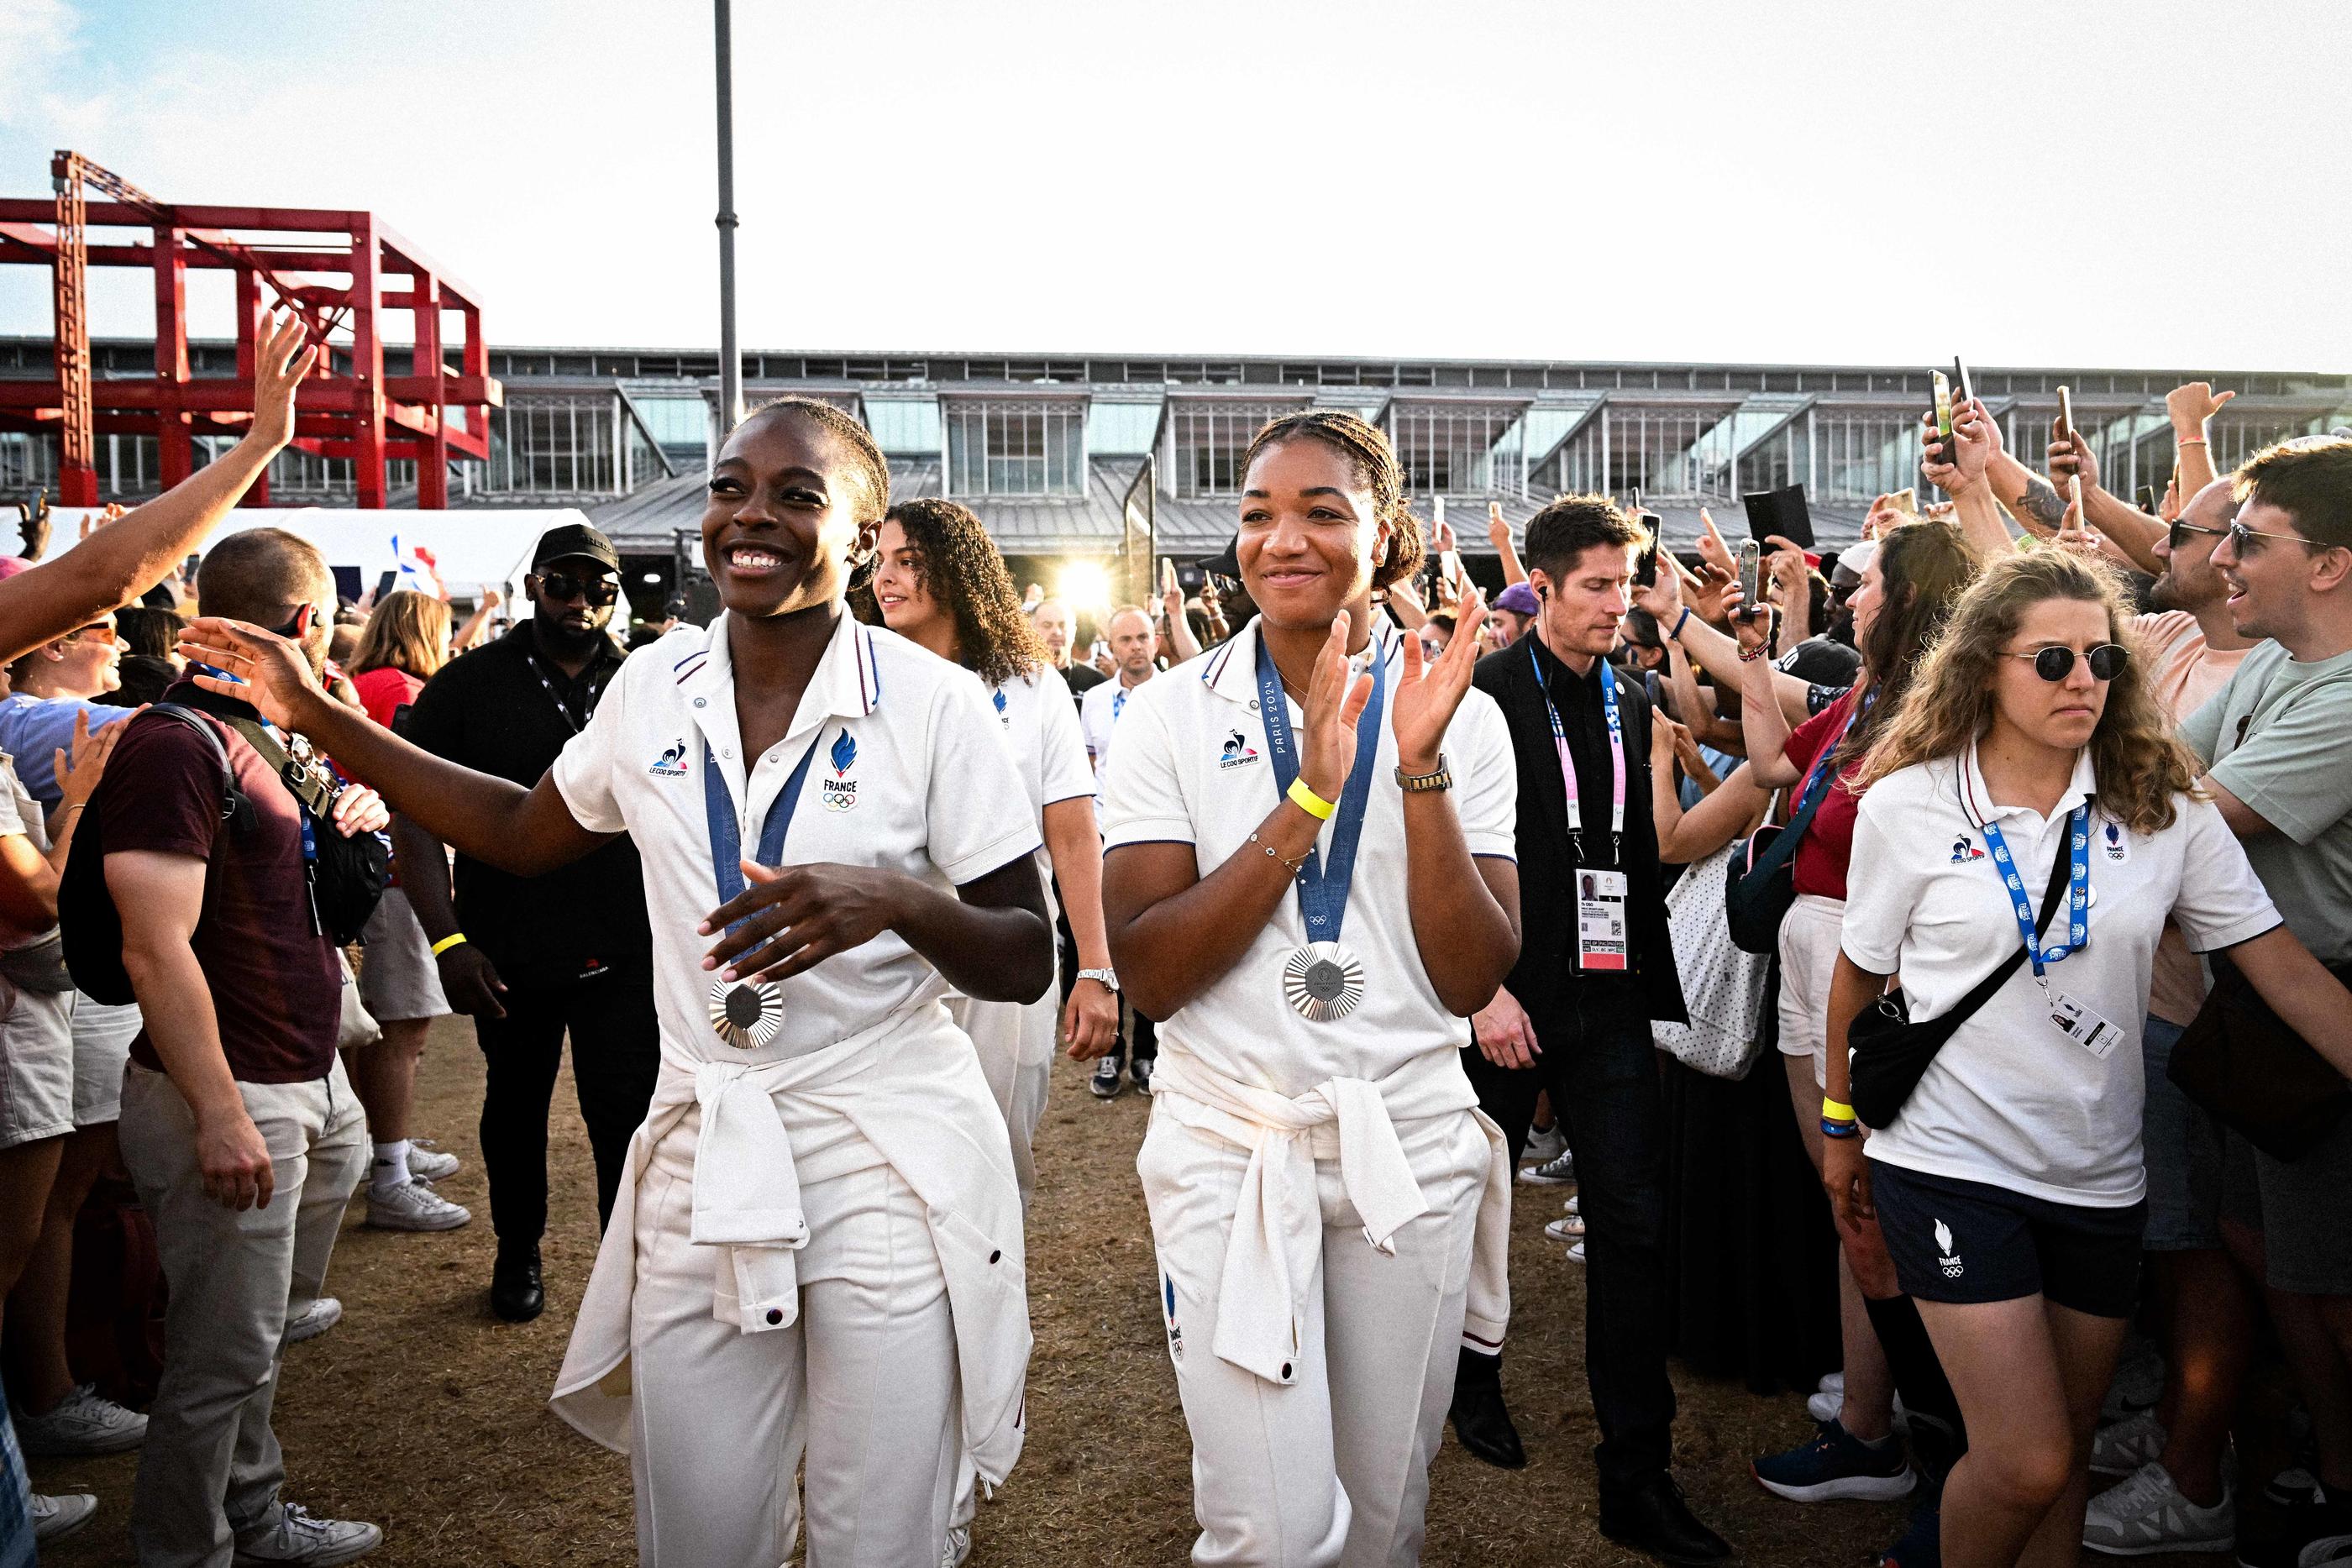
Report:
881,498,1047,689
1240,411,1427,589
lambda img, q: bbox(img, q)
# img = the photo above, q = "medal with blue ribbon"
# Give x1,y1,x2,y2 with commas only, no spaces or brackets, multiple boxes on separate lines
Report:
702,729,829,1049
1255,631,1386,1021
1979,805,2092,983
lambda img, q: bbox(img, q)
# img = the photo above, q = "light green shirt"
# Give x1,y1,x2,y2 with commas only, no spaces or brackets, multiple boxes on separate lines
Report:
2181,642,2352,963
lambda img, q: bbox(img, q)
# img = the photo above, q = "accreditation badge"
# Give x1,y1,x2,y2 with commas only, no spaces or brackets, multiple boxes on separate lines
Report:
1575,868,1630,972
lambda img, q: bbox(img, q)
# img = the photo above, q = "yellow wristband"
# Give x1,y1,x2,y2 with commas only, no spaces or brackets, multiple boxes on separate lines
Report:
1821,1096,1856,1122
429,932,470,957
1286,777,1337,821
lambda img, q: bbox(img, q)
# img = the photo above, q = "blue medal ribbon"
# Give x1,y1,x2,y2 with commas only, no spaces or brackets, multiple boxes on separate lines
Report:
1254,631,1388,943
1979,805,2092,978
703,730,828,936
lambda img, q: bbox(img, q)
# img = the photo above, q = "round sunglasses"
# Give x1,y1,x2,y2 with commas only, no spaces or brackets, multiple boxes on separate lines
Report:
2004,643,2129,683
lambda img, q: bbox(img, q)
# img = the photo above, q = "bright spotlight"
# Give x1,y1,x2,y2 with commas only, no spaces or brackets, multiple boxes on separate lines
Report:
1058,561,1111,612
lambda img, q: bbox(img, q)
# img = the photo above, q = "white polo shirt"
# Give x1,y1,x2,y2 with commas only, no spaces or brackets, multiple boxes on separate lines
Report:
550,609,1042,1071
987,664,1095,917
1841,742,2278,1206
1080,671,1149,825
1100,617,1518,1102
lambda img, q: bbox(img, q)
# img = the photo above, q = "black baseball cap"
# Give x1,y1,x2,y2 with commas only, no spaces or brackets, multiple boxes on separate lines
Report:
531,523,621,574
1198,533,1241,579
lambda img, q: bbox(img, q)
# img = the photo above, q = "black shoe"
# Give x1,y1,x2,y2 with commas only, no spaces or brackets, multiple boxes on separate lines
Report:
1447,1349,1525,1469
491,1242,544,1323
1878,1496,1940,1568
1131,1056,1155,1096
1599,1475,1732,1566
2237,1488,2352,1568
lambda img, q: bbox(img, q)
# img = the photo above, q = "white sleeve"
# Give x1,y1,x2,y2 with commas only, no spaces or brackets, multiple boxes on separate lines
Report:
2170,793,2285,952
1033,669,1095,805
926,677,1045,885
0,761,29,839
549,658,629,835
1100,682,1193,849
1838,789,1919,975
1448,690,1519,861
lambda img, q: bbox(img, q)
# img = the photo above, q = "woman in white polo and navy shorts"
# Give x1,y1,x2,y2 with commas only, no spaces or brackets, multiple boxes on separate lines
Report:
1824,549,2352,1568
1100,411,1521,1567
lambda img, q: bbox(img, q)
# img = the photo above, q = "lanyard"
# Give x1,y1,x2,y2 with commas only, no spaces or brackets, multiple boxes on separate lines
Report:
1980,805,2092,980
1255,632,1388,943
1528,642,1625,865
1792,689,1874,819
522,651,612,735
1111,684,1129,723
701,729,827,936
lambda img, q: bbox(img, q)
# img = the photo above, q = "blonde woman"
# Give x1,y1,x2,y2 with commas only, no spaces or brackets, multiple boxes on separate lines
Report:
1824,551,2352,1568
346,590,471,1231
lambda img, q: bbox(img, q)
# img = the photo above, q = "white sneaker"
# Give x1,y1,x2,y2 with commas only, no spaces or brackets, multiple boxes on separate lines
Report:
284,1297,343,1346
1806,1387,1908,1429
2302,1532,2352,1567
1544,1214,1587,1244
2082,1460,2234,1556
365,1179,470,1232
941,1523,972,1567
1819,1371,1845,1397
1562,1194,1580,1216
14,1381,147,1455
30,1491,97,1544
1519,1150,1576,1186
1522,1123,1568,1164
1564,1240,1587,1264
233,1502,383,1565
2091,1410,2167,1477
404,1140,460,1183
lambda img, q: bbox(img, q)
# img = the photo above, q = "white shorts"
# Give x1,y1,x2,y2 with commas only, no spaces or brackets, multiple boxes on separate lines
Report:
358,886,450,1024
0,981,75,1149
66,992,139,1127
1775,894,1846,1089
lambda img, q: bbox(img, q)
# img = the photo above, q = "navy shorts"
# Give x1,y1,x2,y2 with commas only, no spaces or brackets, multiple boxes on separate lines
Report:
1869,1158,2146,1319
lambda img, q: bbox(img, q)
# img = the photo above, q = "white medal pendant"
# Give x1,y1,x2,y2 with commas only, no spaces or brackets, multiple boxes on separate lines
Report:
1283,941,1366,1022
708,978,785,1051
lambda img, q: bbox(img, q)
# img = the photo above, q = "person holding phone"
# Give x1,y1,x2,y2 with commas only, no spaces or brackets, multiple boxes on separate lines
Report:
1101,410,1520,1566
179,398,1055,1568
1825,550,2352,1568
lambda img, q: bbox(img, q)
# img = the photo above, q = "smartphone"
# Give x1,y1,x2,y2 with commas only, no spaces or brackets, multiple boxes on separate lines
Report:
1953,357,1976,409
1887,486,1919,516
2136,485,2160,516
1736,541,1763,616
1931,371,1954,442
1635,536,1661,589
1159,557,1179,596
2056,385,2076,444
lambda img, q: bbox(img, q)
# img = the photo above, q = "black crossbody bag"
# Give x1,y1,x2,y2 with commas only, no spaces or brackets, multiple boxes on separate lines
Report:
1848,842,2072,1130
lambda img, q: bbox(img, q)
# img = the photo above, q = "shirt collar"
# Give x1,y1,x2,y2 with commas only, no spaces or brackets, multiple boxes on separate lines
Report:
1957,737,2100,831
1201,614,1402,707
676,606,882,730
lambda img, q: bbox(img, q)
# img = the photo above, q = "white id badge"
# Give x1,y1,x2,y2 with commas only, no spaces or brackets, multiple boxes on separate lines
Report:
2048,990,2124,1060
1576,869,1630,973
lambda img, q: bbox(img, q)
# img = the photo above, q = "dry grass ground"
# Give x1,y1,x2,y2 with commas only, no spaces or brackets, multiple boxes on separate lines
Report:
34,1022,2230,1566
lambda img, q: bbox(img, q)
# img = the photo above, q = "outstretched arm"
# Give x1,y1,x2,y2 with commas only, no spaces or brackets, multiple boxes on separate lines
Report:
0,314,318,667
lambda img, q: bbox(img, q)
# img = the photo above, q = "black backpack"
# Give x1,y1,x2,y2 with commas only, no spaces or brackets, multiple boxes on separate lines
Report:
60,701,388,1004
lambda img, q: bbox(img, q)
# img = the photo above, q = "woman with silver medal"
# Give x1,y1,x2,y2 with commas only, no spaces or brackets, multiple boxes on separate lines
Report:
177,398,1054,1568
1102,412,1522,1566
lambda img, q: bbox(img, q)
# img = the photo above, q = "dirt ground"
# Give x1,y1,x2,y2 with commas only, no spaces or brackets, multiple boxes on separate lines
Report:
34,1022,2231,1566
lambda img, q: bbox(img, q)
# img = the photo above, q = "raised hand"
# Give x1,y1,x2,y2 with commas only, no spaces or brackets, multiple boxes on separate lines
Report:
1719,581,1772,656
1486,501,1512,552
1392,590,1486,773
2048,415,2102,496
1298,616,1376,801
176,616,324,733
245,311,319,454
2052,485,2101,559
53,708,121,813
2166,380,2235,433
1695,509,1735,580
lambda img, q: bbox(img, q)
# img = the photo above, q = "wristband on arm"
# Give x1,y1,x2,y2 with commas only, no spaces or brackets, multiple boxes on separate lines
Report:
430,932,470,957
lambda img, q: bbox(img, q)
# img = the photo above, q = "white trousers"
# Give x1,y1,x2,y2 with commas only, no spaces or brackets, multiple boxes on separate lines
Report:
1137,1100,1491,1568
948,989,1053,1209
627,1137,962,1568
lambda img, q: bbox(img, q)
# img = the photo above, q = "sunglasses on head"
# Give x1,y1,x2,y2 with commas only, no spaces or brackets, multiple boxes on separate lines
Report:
538,569,619,606
2007,643,2129,683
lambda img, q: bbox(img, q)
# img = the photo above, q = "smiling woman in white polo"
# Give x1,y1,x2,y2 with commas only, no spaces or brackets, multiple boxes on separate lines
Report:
1820,548,2352,1568
1100,411,1520,1567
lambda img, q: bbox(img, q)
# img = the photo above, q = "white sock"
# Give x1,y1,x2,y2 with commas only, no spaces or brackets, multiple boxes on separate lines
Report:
371,1139,412,1193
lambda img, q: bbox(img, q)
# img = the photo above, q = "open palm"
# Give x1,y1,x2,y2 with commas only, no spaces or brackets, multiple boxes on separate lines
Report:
1392,591,1487,770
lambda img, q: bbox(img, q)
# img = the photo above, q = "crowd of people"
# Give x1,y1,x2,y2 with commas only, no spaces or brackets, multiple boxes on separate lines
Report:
0,330,2348,1568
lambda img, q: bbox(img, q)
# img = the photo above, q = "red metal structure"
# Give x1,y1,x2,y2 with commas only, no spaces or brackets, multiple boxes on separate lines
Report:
0,151,501,508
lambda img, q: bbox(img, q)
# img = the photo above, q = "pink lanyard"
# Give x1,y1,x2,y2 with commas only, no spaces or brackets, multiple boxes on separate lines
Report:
1530,642,1626,865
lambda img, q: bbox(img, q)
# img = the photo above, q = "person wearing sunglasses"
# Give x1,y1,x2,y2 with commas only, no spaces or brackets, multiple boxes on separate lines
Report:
1820,548,2352,1568
385,523,659,1323
2176,436,2352,1568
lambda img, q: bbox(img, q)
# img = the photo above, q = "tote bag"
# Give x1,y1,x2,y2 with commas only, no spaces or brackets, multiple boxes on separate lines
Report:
1656,842,1771,1079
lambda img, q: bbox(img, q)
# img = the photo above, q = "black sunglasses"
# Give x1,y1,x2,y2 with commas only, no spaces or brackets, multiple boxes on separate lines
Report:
2166,518,2225,553
538,569,619,607
2006,643,2129,683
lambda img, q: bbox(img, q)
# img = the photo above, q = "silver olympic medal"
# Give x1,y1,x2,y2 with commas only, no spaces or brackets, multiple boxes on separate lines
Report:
707,978,785,1051
1283,941,1366,1023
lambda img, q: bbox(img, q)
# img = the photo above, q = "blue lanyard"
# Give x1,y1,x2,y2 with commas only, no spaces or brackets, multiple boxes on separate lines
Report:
1979,805,2092,979
1793,689,1873,819
1254,632,1388,943
1111,686,1128,723
1526,642,1626,861
702,730,828,935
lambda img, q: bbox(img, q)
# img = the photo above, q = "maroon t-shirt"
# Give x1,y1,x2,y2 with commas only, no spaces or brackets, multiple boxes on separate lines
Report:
1785,688,1866,903
102,692,344,1083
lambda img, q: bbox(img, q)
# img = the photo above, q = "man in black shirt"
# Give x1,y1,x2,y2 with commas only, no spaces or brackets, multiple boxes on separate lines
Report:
1458,496,1730,1566
394,524,657,1323
1030,596,1105,706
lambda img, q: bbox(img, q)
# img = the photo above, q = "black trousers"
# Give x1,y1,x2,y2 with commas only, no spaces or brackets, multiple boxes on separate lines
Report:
1462,978,1677,1502
471,954,659,1245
